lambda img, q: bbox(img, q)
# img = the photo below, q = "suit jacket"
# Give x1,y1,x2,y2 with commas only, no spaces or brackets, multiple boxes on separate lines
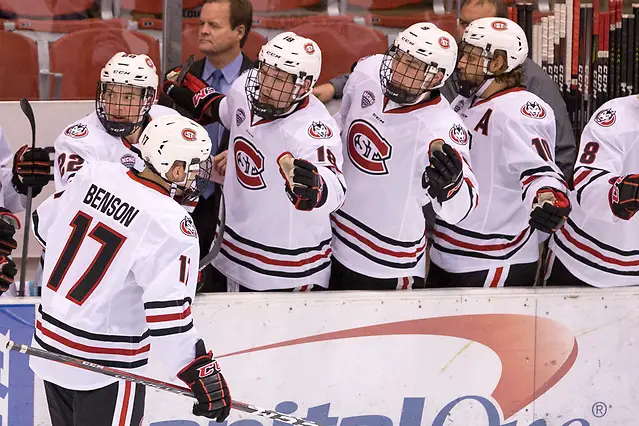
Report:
159,54,255,258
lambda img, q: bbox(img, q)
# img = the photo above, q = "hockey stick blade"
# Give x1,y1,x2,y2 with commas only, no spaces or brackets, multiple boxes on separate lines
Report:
17,97,37,297
1,336,322,426
177,55,196,85
199,191,225,270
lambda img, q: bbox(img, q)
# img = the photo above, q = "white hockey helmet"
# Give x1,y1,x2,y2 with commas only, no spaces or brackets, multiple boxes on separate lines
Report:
461,17,528,73
246,31,322,119
96,52,159,138
380,22,458,104
138,115,212,204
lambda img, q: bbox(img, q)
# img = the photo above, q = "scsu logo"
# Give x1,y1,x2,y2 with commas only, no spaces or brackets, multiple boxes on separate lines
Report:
234,137,267,190
347,119,392,175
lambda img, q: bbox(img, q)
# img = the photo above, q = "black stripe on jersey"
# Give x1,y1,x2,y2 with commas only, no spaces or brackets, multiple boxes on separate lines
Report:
220,248,331,278
225,225,331,256
39,306,150,344
565,218,639,256
335,210,424,247
435,219,519,241
432,231,534,260
148,320,194,337
552,234,639,276
143,298,192,310
575,170,608,205
457,181,476,223
32,211,46,247
520,165,559,181
331,231,425,269
33,334,149,369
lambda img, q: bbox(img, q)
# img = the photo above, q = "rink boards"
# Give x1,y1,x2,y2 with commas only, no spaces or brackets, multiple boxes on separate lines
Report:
2,287,639,426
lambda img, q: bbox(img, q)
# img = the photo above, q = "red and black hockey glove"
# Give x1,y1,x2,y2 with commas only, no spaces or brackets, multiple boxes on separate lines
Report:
529,187,571,233
0,256,17,295
0,208,19,257
163,71,222,124
423,143,463,204
12,145,53,197
280,158,328,211
609,174,639,220
177,339,231,422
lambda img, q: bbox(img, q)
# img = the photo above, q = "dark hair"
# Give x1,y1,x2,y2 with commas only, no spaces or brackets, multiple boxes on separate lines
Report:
493,50,525,87
203,0,253,47
461,0,509,19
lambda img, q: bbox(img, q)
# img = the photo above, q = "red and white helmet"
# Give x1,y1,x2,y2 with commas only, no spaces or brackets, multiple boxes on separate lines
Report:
461,17,528,73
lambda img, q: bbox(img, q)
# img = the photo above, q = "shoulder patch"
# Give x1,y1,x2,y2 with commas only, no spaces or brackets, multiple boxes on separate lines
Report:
594,108,616,127
120,153,137,168
520,101,547,119
361,90,375,109
64,123,89,138
449,124,469,145
453,99,465,112
236,108,246,126
308,121,333,139
180,215,197,238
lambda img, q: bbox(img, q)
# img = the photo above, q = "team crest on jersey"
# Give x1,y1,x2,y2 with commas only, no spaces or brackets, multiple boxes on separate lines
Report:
453,99,465,112
347,119,392,175
234,137,266,190
520,101,547,119
64,123,89,138
594,108,616,127
449,124,469,145
180,215,197,238
120,153,137,168
308,121,333,139
361,90,375,109
236,108,246,126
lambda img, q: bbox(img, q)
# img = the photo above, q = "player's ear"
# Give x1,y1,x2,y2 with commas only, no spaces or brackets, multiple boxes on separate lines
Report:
428,71,444,89
167,161,187,183
489,52,508,74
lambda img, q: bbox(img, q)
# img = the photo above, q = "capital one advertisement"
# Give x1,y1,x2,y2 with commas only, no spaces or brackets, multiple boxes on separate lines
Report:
2,288,638,426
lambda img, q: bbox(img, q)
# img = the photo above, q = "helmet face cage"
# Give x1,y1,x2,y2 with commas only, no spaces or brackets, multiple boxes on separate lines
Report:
96,82,155,137
171,156,213,206
380,46,440,105
246,62,309,120
453,41,495,98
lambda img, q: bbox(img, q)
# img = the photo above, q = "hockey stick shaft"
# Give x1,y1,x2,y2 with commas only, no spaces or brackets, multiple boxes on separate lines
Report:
198,191,225,270
17,98,37,297
2,337,321,426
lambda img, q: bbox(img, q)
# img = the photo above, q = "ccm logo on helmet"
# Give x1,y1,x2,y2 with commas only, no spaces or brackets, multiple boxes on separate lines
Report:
182,128,197,141
438,37,451,49
491,21,508,31
304,42,315,54
196,360,220,378
234,137,267,190
347,120,393,175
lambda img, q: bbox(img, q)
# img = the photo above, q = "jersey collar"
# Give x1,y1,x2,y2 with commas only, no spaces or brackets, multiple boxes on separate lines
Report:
470,86,526,108
382,90,442,114
126,170,170,196
250,96,310,126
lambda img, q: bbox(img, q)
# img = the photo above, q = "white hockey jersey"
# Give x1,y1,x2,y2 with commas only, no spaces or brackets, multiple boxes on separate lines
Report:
53,104,178,191
211,72,346,290
431,88,568,273
30,161,201,390
549,95,639,287
331,55,479,279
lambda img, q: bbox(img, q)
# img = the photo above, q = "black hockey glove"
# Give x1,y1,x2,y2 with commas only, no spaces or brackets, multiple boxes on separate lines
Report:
12,145,53,197
177,339,231,422
280,158,328,211
0,256,17,295
529,187,571,233
609,174,639,220
0,208,19,256
163,70,222,124
423,143,464,203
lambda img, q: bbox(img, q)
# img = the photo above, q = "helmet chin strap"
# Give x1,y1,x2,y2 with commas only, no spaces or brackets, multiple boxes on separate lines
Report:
474,78,495,98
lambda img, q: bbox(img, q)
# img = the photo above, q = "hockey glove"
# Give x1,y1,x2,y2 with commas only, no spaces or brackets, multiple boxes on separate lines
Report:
279,157,328,211
12,145,53,197
177,339,231,422
529,187,571,233
0,256,17,295
163,72,222,124
423,143,464,204
0,208,19,257
609,174,639,220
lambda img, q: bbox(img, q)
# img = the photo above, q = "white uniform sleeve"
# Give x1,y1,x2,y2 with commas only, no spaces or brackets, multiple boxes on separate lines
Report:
53,131,91,191
334,67,358,131
502,112,568,209
571,110,626,223
427,119,479,224
133,221,202,379
217,96,232,130
0,127,26,212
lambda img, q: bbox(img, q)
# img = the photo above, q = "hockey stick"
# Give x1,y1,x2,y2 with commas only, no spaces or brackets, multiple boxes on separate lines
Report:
198,191,225,270
17,98,36,297
177,55,195,85
0,334,321,426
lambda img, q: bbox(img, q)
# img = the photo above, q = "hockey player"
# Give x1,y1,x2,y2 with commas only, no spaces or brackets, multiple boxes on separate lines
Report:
545,95,639,287
329,23,479,290
30,116,231,425
428,17,571,288
162,32,346,291
53,52,178,191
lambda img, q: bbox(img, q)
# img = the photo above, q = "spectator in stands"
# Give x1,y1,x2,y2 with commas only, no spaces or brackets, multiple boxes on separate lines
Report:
159,0,254,292
313,0,576,184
